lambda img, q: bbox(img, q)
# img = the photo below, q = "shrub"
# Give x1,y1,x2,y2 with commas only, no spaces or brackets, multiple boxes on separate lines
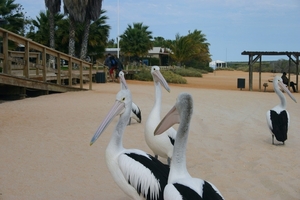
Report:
172,67,203,77
132,67,187,84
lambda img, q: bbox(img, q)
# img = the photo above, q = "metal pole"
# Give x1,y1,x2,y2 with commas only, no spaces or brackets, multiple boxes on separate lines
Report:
117,0,120,58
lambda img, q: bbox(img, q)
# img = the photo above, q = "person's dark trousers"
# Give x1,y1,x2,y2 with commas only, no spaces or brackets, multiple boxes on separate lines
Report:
290,82,296,92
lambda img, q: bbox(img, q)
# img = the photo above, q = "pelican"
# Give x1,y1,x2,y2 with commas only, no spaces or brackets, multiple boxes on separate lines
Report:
90,88,169,200
119,71,142,125
266,75,297,145
145,66,176,164
154,93,224,199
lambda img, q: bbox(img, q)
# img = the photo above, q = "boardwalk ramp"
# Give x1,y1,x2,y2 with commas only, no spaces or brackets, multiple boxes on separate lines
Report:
0,73,87,100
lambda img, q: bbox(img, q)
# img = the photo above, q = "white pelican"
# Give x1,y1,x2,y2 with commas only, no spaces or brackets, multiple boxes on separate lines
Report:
155,93,224,199
119,71,142,125
145,66,176,164
266,75,297,145
90,88,169,200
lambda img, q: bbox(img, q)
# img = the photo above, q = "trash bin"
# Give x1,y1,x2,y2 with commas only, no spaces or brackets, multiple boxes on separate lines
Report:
237,78,245,90
95,72,106,83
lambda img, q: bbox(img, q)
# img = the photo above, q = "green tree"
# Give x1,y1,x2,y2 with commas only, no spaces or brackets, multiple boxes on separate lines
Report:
26,11,64,48
0,0,27,35
107,38,116,48
152,36,166,47
169,34,191,66
55,17,71,53
63,0,103,59
80,10,110,60
169,29,210,66
187,30,210,63
27,10,109,60
119,22,153,60
63,0,88,57
45,0,61,50
79,0,103,60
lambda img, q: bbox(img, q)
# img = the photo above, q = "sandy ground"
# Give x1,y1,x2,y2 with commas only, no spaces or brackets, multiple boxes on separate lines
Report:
1,71,300,200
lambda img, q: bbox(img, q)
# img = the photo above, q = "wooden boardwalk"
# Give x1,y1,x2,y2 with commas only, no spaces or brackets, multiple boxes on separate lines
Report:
0,28,94,100
0,28,143,100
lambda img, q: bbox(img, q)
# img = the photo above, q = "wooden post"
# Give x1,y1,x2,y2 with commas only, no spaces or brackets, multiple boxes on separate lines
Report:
89,63,92,90
296,56,299,92
57,54,61,85
259,57,262,92
80,61,83,89
68,57,72,86
36,52,40,75
24,40,29,78
288,58,291,91
249,55,253,91
3,32,9,74
104,66,108,82
42,48,47,81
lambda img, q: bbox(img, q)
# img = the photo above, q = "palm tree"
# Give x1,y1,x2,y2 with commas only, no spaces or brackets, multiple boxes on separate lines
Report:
187,30,210,63
79,0,103,60
0,0,27,35
119,22,153,61
26,11,64,48
169,34,191,66
44,0,61,51
26,11,51,46
55,17,70,53
63,0,88,57
152,36,166,47
63,0,103,59
84,10,110,60
169,30,210,66
107,39,116,48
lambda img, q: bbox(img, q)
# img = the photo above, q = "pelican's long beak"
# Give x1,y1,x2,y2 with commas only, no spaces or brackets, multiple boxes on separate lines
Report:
154,105,180,135
278,81,297,103
119,73,128,90
153,70,171,92
90,101,125,145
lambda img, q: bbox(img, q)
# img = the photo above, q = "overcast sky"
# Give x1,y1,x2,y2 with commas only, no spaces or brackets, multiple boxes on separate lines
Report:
17,0,300,62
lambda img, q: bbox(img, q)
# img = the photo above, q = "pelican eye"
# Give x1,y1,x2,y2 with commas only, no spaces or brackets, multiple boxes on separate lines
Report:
122,97,125,101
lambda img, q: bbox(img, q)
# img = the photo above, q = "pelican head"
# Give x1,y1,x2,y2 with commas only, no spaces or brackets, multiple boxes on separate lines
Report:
155,93,193,136
151,66,170,92
119,71,128,90
90,89,132,145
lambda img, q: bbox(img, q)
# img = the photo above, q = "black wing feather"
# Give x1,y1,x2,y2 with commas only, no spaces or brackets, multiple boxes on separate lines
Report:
125,153,169,200
270,110,288,142
174,181,223,200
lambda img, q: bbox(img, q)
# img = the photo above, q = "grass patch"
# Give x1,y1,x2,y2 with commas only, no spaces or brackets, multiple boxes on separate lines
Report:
215,67,235,71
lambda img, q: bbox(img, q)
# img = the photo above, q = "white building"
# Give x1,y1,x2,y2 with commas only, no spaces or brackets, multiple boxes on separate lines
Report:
209,60,227,69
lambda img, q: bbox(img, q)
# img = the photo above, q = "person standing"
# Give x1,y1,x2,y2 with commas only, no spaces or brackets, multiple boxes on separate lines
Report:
104,54,118,82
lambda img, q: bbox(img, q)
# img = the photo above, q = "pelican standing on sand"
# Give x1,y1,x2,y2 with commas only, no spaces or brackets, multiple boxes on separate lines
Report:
90,86,169,200
266,75,297,145
154,93,224,199
119,71,142,125
145,66,176,164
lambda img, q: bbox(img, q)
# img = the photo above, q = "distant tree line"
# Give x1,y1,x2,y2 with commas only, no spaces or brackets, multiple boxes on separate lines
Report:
227,59,298,74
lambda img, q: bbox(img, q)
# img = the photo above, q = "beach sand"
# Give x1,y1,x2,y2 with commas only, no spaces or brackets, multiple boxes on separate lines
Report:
1,71,299,199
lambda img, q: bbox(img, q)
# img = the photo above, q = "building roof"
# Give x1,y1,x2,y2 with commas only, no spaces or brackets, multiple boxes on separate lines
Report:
105,47,170,55
148,47,171,55
209,60,225,64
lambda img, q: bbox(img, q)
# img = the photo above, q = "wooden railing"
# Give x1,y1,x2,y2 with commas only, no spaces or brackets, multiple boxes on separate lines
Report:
0,28,93,90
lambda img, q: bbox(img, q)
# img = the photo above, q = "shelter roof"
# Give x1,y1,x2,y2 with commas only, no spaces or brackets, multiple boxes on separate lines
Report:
241,51,300,56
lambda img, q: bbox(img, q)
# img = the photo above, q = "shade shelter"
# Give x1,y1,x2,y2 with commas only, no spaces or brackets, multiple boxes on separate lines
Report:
241,51,300,92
